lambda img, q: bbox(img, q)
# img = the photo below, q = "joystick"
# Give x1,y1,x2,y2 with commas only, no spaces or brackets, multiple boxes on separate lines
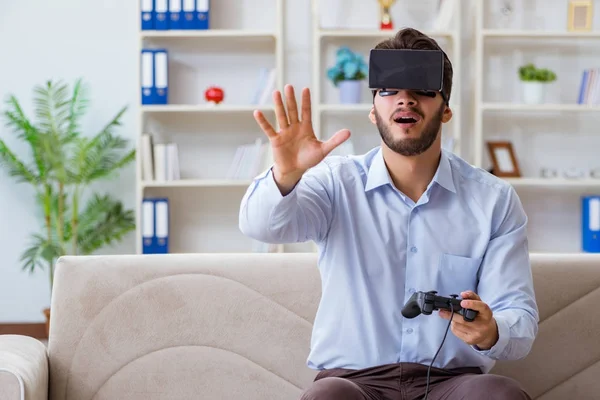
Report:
401,290,478,322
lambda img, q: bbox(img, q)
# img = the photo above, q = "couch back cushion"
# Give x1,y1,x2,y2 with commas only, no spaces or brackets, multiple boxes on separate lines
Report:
491,254,600,399
47,253,600,400
48,253,321,400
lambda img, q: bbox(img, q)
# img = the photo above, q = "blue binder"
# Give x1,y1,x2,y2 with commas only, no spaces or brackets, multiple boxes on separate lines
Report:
182,0,195,29
582,196,600,253
154,198,170,253
154,0,169,30
195,0,210,30
142,198,156,253
141,50,155,105
169,0,183,29
142,198,170,254
153,49,169,104
141,0,154,30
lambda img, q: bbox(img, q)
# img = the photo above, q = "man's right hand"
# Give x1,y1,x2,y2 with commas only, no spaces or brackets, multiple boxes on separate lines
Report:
253,84,351,195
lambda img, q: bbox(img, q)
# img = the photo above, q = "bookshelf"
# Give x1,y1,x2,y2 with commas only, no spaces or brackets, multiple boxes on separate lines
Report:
473,0,600,254
135,0,285,254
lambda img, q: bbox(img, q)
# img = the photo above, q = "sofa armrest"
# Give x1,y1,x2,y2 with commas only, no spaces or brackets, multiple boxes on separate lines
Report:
0,335,48,400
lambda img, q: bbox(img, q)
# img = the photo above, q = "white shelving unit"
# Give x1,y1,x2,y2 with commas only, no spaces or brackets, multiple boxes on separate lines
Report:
135,0,285,254
473,0,600,254
310,0,463,158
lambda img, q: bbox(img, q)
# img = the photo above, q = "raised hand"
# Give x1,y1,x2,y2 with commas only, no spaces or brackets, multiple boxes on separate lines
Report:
253,85,350,193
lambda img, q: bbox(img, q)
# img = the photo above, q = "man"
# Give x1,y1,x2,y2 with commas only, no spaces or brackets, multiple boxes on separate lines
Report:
239,27,539,400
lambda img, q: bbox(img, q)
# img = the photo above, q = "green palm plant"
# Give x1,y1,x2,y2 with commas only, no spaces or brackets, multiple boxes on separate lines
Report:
0,78,136,296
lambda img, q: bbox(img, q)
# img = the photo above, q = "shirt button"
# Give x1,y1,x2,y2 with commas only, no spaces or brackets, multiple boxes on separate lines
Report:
408,288,415,294
410,246,418,253
406,328,413,334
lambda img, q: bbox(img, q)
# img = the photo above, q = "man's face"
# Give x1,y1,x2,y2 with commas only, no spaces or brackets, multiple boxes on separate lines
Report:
369,89,451,156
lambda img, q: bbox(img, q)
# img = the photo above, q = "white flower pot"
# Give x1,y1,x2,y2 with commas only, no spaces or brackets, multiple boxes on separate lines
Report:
522,82,546,104
339,80,362,104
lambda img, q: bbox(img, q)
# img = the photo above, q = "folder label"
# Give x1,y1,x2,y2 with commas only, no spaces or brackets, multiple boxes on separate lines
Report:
197,0,209,11
156,201,169,238
169,0,181,12
590,198,600,231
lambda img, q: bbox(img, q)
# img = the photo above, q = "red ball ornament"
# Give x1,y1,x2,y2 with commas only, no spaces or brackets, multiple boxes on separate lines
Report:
205,86,224,104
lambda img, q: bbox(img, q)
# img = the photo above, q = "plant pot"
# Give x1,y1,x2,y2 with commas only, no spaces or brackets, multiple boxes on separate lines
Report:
43,307,50,338
338,80,362,104
522,81,546,104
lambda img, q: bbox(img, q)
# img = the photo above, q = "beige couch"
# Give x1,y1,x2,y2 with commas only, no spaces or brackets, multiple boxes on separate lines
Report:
1,252,599,400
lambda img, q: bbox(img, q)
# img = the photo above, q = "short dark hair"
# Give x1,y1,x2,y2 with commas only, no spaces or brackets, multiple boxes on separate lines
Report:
373,27,453,104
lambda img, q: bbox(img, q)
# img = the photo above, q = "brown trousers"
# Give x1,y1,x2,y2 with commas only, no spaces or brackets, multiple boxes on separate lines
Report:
299,362,532,400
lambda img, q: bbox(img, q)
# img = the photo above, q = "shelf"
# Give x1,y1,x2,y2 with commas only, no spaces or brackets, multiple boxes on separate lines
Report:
481,103,600,112
141,30,278,39
317,29,455,39
504,178,600,189
319,103,373,113
142,104,275,114
142,179,253,188
530,252,600,260
482,30,600,38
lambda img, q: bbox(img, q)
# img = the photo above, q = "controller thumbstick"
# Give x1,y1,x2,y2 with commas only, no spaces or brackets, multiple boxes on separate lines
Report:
450,294,458,299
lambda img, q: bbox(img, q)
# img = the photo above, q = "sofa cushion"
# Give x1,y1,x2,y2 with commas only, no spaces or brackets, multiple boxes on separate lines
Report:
491,253,600,399
48,253,321,400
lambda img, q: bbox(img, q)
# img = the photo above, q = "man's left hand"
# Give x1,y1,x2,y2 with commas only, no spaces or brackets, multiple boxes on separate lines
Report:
438,290,499,350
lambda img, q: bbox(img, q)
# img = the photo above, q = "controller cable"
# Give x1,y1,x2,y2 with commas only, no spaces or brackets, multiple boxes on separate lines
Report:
422,302,454,400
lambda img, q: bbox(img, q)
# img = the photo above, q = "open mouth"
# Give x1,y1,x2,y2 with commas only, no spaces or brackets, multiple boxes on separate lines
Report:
392,110,421,126
394,117,419,124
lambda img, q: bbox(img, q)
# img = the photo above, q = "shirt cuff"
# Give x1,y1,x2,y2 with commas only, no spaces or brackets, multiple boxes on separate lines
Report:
252,166,300,204
471,314,511,359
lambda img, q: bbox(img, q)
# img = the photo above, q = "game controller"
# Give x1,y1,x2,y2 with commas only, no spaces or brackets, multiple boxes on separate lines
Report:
401,290,479,322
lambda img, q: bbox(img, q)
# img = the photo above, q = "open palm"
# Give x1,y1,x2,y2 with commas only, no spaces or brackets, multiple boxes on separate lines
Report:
253,85,350,178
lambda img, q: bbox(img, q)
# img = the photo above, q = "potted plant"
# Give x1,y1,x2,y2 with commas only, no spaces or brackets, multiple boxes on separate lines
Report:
0,79,136,336
327,46,368,104
518,63,557,104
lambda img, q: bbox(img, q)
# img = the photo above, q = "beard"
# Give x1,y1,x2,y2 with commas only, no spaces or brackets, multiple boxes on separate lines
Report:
375,103,445,156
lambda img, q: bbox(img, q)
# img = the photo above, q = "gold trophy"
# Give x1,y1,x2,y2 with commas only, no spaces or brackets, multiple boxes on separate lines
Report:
378,0,397,30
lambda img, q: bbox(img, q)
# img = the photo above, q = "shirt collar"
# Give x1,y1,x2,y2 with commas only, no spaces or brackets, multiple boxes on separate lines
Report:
364,147,456,194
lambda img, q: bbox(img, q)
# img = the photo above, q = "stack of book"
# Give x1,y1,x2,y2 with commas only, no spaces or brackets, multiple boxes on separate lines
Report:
578,68,600,105
250,67,277,105
227,138,271,180
141,133,181,182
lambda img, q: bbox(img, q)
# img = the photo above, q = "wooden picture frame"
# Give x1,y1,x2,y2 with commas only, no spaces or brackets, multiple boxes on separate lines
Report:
568,0,593,32
486,141,521,178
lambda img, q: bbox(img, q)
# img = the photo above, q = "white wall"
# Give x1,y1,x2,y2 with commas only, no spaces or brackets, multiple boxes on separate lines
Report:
1,0,598,322
0,0,139,322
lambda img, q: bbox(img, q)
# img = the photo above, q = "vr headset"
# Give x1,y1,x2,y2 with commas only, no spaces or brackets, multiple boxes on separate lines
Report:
368,49,448,105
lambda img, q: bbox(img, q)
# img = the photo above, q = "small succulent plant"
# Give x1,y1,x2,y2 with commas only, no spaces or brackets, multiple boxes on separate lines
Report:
327,46,369,87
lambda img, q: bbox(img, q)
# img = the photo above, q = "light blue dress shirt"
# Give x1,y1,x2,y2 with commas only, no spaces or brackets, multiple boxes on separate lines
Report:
239,146,539,374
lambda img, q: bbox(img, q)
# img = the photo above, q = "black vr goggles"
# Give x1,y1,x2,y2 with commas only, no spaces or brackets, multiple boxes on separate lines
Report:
368,49,448,105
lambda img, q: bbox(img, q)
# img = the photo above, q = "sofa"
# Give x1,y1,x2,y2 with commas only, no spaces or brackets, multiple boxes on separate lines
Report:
1,252,599,400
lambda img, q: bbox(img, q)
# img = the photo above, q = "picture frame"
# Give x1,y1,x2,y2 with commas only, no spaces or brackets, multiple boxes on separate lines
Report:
568,0,593,32
486,141,521,178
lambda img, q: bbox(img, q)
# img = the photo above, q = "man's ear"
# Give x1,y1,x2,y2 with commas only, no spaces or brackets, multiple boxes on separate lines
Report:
369,107,376,124
442,106,453,123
